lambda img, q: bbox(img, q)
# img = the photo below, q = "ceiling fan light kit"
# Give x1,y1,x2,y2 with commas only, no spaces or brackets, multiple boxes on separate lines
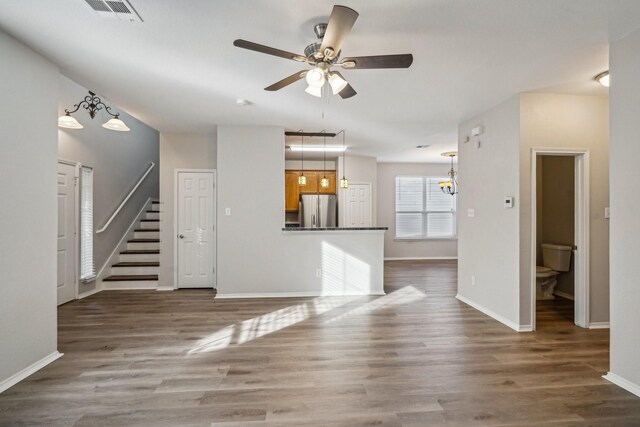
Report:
233,5,413,99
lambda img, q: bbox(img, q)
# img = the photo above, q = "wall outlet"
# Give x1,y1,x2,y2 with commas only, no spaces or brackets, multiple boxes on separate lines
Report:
225,208,231,216
471,275,476,286
467,208,475,218
316,269,322,278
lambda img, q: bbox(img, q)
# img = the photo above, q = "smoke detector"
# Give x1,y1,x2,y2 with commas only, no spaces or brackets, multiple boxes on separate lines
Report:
83,0,143,22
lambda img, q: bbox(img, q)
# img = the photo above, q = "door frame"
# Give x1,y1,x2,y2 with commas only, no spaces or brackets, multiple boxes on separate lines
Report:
341,182,373,227
57,159,81,301
173,169,217,290
530,148,590,330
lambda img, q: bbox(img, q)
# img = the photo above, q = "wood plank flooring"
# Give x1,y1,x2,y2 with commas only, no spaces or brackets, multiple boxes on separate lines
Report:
0,260,638,426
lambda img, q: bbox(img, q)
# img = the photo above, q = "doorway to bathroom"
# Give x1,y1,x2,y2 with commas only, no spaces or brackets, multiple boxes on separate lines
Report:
530,149,589,330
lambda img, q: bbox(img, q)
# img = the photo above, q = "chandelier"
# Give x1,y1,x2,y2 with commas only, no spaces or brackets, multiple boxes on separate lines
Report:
438,152,458,196
58,91,130,131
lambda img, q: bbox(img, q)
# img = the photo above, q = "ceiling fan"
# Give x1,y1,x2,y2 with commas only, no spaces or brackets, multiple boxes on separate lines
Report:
233,5,413,99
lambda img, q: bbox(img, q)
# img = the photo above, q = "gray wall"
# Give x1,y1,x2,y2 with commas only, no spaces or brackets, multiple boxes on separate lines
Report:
216,126,384,296
377,162,458,259
519,93,609,325
457,95,522,328
538,156,575,297
0,31,59,386
58,75,159,294
609,27,640,389
158,132,216,289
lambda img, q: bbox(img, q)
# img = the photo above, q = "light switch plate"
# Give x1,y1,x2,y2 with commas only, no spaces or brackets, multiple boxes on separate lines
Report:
467,208,475,218
504,196,514,208
225,208,231,216
605,207,610,219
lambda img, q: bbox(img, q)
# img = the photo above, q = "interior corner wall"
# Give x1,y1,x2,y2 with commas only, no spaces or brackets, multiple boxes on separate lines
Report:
609,27,640,390
457,95,521,328
337,155,378,226
58,75,159,294
519,93,609,326
158,133,217,288
377,162,458,259
0,30,59,387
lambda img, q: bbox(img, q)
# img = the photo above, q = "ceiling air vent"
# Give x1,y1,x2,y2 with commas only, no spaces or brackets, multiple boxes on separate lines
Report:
83,0,143,22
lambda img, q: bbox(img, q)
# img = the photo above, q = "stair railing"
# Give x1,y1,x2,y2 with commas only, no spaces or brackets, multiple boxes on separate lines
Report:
96,162,156,234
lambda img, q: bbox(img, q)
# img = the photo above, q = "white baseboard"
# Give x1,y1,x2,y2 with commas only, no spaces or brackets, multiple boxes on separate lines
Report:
78,287,101,300
455,293,524,332
96,198,152,289
384,256,458,261
589,322,610,329
604,372,640,397
0,351,63,394
156,286,175,291
554,290,575,301
216,291,386,299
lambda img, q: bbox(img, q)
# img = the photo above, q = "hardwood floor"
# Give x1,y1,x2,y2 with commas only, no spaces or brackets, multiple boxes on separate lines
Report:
0,260,638,426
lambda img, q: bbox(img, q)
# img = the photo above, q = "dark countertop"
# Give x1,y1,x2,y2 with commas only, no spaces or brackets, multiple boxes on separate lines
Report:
282,227,388,232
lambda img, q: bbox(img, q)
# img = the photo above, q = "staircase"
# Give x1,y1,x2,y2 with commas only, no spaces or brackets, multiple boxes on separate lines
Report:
103,201,160,288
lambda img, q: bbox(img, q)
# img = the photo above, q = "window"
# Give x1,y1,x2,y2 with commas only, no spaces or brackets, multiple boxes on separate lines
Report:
79,166,95,282
395,176,456,239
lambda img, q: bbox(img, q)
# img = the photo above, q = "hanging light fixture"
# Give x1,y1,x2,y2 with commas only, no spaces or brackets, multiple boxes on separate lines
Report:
298,133,307,186
320,134,330,188
337,130,348,189
58,91,130,132
328,72,348,95
438,151,458,196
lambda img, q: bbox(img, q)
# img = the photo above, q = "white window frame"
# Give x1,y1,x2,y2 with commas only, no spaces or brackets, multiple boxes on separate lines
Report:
394,175,457,240
79,166,96,282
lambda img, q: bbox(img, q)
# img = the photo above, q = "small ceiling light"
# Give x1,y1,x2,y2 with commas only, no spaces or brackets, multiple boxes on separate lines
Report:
438,151,458,196
102,115,130,132
305,67,326,88
320,134,329,188
58,112,84,129
595,71,609,87
328,72,348,95
298,133,307,186
236,98,252,106
338,130,348,189
305,85,322,97
59,91,130,132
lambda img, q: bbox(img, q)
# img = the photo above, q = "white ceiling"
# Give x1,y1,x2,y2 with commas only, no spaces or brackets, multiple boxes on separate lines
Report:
0,0,637,162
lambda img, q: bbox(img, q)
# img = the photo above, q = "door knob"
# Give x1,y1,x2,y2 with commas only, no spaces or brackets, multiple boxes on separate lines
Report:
179,234,184,239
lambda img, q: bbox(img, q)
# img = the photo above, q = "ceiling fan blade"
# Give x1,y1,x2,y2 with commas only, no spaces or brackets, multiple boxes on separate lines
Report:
320,5,359,59
233,39,307,62
340,54,414,69
338,83,357,99
265,70,308,91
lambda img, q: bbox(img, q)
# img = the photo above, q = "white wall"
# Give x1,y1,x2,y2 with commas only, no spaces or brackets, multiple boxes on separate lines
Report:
519,93,609,325
457,95,521,329
58,75,159,294
377,162,458,260
337,155,378,226
216,126,384,296
158,133,216,289
0,31,59,388
608,27,640,392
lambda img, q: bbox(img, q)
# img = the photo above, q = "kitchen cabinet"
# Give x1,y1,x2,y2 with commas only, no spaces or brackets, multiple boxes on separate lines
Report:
285,170,337,211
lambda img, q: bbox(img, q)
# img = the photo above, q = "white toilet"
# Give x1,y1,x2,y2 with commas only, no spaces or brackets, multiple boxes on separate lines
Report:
536,243,573,300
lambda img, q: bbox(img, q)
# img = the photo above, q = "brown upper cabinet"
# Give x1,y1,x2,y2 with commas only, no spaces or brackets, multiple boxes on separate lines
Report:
285,170,337,211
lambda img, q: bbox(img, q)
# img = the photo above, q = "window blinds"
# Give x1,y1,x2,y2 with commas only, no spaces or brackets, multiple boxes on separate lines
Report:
80,167,96,282
395,176,456,238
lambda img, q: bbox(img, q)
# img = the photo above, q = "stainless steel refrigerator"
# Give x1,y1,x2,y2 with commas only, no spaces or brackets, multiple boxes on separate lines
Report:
300,194,337,228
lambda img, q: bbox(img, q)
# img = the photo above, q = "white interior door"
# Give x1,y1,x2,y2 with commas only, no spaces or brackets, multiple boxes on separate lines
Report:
57,162,77,305
177,171,215,288
344,183,372,227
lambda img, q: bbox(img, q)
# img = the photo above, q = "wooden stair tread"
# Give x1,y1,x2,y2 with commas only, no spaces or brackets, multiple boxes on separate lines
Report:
112,262,160,267
141,219,159,222
134,229,160,232
120,250,160,254
128,239,160,243
104,275,158,281
146,210,160,213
